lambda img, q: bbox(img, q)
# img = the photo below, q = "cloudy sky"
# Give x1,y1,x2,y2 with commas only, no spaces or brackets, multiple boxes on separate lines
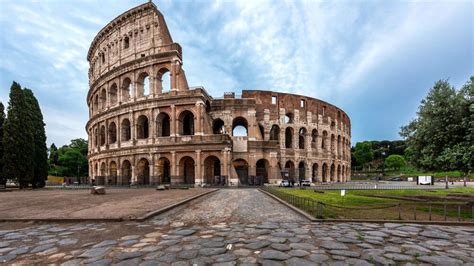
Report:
0,0,472,147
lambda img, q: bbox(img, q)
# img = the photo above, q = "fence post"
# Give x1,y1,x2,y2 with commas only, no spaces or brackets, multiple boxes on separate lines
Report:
398,204,401,220
458,205,461,222
414,206,417,220
429,204,432,221
444,204,447,221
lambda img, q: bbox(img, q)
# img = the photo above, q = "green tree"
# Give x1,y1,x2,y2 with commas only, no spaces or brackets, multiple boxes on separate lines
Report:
24,89,48,188
400,77,473,174
49,143,59,167
0,102,5,186
353,141,374,170
49,139,89,181
384,154,406,170
3,82,34,188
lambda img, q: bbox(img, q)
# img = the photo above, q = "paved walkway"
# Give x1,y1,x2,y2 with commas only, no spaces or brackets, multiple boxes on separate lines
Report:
0,189,473,265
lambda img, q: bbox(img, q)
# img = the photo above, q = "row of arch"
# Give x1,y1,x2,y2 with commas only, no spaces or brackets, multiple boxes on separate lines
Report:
283,160,349,183
90,68,171,115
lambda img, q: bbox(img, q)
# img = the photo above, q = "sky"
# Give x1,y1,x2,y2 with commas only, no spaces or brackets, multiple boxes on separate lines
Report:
0,0,472,147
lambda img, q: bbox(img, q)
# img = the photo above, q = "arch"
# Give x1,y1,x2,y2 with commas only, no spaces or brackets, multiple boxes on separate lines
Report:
109,161,117,185
156,157,171,184
94,128,98,147
137,72,150,97
121,77,132,101
100,88,106,110
312,163,319,182
331,121,336,130
212,118,225,134
270,125,280,141
123,36,130,49
233,159,249,185
322,163,328,183
232,117,248,136
179,156,195,184
93,94,99,113
99,125,106,146
121,119,131,141
342,165,345,182
258,124,265,140
298,161,306,181
285,127,294,148
205,100,211,113
256,159,270,185
108,122,117,144
157,68,171,93
109,83,118,106
137,115,149,139
204,156,221,185
121,160,132,185
285,113,294,124
137,158,150,185
311,129,318,149
337,135,341,158
299,127,306,149
156,112,171,137
330,163,336,182
284,160,295,182
100,162,106,176
322,131,328,150
179,110,194,136
331,134,336,155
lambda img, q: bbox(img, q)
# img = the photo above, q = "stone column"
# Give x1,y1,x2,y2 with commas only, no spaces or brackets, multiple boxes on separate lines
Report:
131,166,136,184
130,112,135,142
195,150,202,185
306,132,311,152
196,102,202,135
171,104,176,136
171,151,177,182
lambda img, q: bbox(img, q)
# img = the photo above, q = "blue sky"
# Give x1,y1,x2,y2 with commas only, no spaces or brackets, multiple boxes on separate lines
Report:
0,0,472,147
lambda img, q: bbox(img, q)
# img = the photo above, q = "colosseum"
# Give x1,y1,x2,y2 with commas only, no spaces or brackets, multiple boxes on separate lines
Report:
86,2,351,186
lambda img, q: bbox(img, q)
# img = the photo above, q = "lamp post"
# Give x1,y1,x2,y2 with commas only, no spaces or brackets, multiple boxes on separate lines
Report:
381,151,386,177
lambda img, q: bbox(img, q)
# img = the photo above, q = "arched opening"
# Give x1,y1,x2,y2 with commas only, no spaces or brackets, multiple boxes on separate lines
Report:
337,135,341,158
109,83,118,106
298,161,306,181
322,131,328,150
270,125,280,141
205,100,211,112
284,161,295,182
285,127,294,149
285,113,294,124
322,163,328,182
299,128,306,149
179,110,194,136
137,72,150,97
109,161,117,185
99,125,106,146
256,159,270,185
337,165,341,182
342,165,345,182
204,156,221,185
137,158,150,185
108,122,117,144
179,156,195,184
330,163,335,182
342,137,346,160
258,124,265,140
137,115,149,139
121,119,131,141
232,117,248,137
123,36,129,49
233,159,249,185
100,88,106,110
121,160,132,185
311,129,318,149
157,68,170,93
312,163,319,182
331,121,336,130
93,95,99,113
331,134,336,155
156,112,171,137
94,128,98,147
121,78,132,102
212,119,225,134
99,162,106,185
156,157,171,184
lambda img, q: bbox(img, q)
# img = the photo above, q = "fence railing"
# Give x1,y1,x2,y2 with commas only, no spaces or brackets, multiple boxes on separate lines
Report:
262,187,474,222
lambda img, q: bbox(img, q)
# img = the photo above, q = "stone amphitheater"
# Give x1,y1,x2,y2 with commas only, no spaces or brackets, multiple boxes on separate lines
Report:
86,2,351,186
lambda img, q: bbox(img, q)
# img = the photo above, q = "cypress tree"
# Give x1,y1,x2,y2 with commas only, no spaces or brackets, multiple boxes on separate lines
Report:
24,89,48,188
0,102,5,186
3,82,34,188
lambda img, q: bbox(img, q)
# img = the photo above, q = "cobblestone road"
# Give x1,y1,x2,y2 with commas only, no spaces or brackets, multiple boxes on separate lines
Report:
0,189,473,265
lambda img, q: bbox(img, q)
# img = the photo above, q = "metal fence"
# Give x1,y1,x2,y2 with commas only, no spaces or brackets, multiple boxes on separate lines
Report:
262,187,474,222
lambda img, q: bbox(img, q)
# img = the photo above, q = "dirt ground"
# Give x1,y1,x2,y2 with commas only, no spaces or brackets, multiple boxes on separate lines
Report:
0,188,210,219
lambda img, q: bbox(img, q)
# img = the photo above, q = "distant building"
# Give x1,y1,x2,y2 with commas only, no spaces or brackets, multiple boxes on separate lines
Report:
86,2,351,186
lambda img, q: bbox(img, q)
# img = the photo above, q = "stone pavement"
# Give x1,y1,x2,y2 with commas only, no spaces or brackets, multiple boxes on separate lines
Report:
0,189,473,265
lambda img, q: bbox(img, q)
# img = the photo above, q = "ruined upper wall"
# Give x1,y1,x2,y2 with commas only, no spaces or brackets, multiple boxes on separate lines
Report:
87,2,177,85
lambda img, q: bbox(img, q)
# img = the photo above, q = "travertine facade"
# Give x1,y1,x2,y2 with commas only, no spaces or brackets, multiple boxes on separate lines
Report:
86,2,351,186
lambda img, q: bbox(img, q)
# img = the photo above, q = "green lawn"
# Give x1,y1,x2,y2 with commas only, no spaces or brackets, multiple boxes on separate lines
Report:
273,187,474,220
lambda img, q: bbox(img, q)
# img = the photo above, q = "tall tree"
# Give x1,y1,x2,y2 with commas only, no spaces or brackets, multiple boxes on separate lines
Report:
3,82,34,188
0,102,5,186
353,141,374,170
400,77,473,174
49,143,59,166
24,89,48,188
